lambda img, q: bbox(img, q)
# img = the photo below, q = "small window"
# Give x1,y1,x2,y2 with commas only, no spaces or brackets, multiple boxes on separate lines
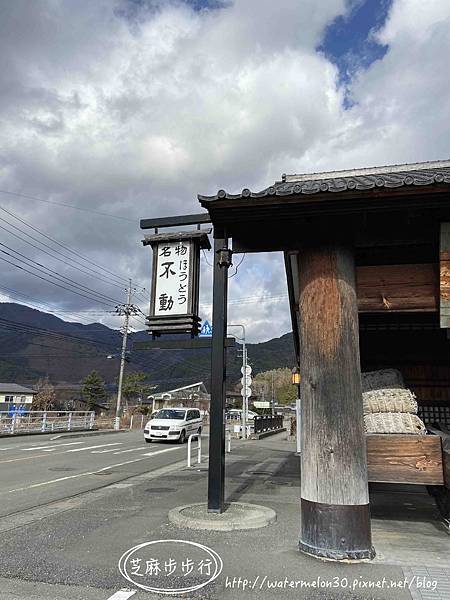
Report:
5,395,14,402
192,410,200,419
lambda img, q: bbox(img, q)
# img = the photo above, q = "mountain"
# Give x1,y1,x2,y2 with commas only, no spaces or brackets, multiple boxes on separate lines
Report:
0,303,296,393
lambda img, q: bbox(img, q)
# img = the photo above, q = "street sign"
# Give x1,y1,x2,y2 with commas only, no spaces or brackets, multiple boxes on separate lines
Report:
240,375,252,387
199,320,213,337
254,401,270,408
241,387,252,397
241,365,252,376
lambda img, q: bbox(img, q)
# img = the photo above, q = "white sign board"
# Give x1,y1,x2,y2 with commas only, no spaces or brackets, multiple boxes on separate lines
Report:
240,375,252,387
241,387,252,397
253,401,270,408
241,365,252,376
154,241,191,316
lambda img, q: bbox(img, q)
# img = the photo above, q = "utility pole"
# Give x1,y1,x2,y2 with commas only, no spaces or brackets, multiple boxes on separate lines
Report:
229,324,248,440
271,370,275,415
114,279,139,430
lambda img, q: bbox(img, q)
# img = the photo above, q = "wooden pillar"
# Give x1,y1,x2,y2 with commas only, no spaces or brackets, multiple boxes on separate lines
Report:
298,242,374,561
207,234,230,512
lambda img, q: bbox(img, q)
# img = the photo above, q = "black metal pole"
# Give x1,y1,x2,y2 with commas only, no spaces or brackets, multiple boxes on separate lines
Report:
207,234,231,512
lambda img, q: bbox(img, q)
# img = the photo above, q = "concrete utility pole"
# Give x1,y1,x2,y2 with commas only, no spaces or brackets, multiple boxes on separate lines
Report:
114,279,139,430
228,324,248,439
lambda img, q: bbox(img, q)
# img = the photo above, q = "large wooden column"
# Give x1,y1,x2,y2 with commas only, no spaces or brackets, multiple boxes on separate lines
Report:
298,242,374,560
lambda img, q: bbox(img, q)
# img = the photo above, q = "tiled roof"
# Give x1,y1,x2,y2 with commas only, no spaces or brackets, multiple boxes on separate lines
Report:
198,160,450,202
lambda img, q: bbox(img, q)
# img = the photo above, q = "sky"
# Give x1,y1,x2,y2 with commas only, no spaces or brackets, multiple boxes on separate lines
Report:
0,0,449,342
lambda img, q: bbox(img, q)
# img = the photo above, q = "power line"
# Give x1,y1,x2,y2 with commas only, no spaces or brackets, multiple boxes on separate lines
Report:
0,204,131,286
0,316,120,349
0,189,136,223
0,254,117,308
0,217,128,291
0,242,123,305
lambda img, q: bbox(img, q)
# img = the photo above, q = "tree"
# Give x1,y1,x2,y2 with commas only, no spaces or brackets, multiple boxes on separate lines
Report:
251,368,297,406
121,372,155,408
81,370,107,410
32,377,56,411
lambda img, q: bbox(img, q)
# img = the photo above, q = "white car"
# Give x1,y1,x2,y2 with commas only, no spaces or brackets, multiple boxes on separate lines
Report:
144,407,202,444
226,409,258,421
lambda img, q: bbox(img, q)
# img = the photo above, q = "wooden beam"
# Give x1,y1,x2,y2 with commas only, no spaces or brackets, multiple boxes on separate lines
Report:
140,213,211,230
367,434,444,485
440,223,450,327
357,263,438,313
298,243,374,561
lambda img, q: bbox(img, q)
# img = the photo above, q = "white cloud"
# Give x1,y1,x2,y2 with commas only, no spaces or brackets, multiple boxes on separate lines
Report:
0,0,449,341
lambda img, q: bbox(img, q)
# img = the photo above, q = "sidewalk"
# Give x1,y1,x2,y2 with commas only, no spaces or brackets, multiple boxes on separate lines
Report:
0,433,449,599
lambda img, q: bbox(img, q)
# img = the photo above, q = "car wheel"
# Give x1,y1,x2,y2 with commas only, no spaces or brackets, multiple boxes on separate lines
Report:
179,430,186,444
145,438,152,443
196,427,202,439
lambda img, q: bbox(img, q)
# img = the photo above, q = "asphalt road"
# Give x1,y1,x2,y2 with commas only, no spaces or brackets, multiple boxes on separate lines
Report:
0,430,190,517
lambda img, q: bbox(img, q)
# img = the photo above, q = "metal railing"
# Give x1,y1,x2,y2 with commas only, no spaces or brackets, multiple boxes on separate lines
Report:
0,411,95,435
253,415,283,435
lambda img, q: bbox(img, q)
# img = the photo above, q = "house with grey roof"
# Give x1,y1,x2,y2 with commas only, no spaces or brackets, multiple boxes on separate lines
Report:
0,383,36,412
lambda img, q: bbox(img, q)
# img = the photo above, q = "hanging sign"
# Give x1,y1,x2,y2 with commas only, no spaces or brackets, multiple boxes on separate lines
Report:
154,240,192,316
143,230,211,336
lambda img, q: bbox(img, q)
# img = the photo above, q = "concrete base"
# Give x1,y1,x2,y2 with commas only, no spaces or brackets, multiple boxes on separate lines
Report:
168,501,276,531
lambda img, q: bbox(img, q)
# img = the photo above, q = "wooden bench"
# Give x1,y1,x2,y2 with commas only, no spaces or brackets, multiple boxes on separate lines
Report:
366,431,450,527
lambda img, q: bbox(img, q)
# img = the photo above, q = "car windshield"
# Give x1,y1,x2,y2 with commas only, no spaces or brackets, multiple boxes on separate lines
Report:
154,409,186,420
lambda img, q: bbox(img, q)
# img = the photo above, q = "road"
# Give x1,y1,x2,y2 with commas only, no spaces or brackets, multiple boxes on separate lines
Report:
0,430,190,517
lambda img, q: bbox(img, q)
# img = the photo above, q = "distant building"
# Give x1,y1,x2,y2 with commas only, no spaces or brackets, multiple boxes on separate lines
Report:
146,382,209,412
0,383,36,411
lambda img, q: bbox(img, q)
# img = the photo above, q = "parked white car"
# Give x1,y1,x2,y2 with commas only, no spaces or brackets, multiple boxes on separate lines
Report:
144,407,202,444
225,409,258,421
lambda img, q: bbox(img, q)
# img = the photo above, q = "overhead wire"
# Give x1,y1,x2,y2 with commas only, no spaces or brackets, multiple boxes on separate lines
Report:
0,242,123,305
0,190,136,223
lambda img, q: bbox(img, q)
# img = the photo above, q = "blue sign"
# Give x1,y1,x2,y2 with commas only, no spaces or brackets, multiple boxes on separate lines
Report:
8,404,27,417
199,320,213,337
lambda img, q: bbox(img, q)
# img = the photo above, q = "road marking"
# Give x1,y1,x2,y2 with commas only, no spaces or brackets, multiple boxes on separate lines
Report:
66,442,122,452
21,442,84,451
107,589,136,600
112,447,148,454
0,447,13,451
3,446,183,494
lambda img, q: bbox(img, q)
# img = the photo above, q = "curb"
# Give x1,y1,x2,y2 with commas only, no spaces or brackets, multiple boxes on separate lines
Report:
250,427,287,440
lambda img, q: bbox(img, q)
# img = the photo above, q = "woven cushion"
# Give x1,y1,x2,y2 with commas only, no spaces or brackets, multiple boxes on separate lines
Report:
363,388,417,415
361,369,404,393
364,412,426,435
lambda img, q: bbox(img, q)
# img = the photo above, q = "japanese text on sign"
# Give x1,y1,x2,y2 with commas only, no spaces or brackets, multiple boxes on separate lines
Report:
154,241,191,316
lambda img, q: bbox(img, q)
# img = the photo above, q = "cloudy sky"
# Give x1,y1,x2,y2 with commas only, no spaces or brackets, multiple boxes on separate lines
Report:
0,0,449,342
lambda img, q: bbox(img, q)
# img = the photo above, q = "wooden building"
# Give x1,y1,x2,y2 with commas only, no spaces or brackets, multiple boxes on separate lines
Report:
198,159,450,561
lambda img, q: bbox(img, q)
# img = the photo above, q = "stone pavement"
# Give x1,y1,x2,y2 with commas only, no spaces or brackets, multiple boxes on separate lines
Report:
0,432,449,599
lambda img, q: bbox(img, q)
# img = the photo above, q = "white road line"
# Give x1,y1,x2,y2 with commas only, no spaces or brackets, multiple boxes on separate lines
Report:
21,442,84,451
66,442,123,453
143,447,182,457
3,446,183,494
91,448,122,454
0,447,13,451
112,447,148,455
106,589,136,600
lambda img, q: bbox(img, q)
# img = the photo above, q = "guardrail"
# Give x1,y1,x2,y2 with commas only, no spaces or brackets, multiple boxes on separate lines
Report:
253,414,283,435
0,411,95,435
